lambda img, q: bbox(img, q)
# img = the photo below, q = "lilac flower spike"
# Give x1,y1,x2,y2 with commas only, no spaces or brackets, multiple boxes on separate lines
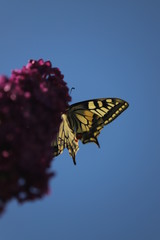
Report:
0,59,71,214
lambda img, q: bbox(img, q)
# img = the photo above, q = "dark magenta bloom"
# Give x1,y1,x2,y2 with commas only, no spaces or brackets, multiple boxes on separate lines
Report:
0,59,71,214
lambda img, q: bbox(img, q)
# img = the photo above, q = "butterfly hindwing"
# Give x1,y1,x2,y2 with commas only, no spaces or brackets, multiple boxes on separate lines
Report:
51,114,79,164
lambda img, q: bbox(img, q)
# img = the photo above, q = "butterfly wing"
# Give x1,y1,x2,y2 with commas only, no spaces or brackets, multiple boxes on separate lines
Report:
51,114,79,164
66,98,129,146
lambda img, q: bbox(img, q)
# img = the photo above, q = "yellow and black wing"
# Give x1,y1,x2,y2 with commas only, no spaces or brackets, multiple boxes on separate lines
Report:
67,98,129,146
52,113,79,164
52,98,129,164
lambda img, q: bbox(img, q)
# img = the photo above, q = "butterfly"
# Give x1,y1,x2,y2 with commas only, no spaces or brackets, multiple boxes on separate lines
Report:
52,98,129,165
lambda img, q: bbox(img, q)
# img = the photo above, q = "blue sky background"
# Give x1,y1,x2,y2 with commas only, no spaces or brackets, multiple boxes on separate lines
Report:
0,0,160,239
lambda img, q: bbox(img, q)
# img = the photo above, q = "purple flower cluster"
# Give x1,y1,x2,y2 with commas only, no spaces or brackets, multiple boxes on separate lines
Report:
0,59,71,214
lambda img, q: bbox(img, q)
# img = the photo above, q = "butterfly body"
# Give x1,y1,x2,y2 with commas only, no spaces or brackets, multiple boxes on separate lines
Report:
52,98,129,164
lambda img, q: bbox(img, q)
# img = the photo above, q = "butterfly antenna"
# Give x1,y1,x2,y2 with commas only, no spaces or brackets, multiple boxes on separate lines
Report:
70,87,75,95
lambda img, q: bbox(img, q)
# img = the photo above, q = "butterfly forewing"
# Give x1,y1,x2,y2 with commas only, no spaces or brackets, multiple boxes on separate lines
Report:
66,98,128,145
